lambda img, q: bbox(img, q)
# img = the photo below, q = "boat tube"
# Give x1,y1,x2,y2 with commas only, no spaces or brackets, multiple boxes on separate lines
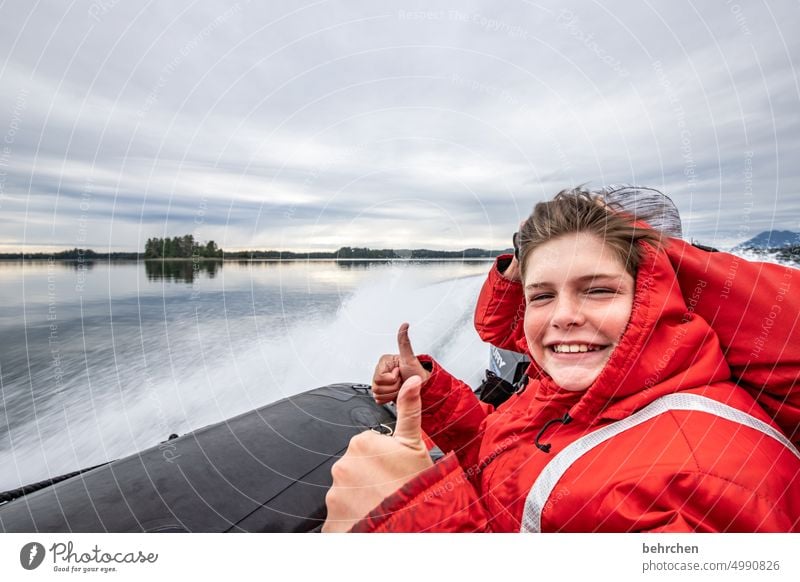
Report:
0,383,395,533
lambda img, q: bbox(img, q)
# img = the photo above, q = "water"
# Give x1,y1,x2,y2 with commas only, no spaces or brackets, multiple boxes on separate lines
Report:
0,259,493,490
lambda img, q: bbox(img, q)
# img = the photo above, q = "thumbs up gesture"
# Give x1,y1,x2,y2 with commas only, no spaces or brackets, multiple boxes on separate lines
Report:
372,323,431,405
322,375,434,533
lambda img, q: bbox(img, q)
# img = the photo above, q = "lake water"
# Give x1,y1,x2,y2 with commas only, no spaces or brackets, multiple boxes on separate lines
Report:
0,259,494,490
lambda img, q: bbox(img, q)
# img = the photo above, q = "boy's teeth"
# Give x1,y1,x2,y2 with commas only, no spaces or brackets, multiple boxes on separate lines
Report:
553,344,598,353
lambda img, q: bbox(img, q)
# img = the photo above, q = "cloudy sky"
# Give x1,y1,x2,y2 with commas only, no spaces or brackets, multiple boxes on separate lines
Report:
1,0,798,252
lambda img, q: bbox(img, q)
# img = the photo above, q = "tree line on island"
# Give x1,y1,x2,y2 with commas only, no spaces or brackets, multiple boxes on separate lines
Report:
145,235,222,258
1,246,507,261
3,229,797,263
143,237,508,259
0,236,507,260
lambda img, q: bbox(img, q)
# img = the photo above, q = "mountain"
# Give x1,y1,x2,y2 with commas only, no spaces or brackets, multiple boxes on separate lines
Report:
732,230,800,251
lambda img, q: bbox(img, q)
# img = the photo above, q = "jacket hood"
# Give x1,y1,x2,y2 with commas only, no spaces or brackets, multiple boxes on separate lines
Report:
528,239,731,425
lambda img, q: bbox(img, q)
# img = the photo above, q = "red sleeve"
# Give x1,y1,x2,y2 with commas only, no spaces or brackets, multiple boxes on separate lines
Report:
349,452,491,532
665,238,800,444
473,254,527,353
417,355,492,472
599,470,798,533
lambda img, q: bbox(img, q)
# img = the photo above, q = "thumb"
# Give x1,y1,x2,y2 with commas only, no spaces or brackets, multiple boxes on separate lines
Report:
397,322,418,367
393,375,423,446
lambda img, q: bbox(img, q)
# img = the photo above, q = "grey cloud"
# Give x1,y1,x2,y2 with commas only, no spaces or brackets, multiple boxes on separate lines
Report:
1,0,799,252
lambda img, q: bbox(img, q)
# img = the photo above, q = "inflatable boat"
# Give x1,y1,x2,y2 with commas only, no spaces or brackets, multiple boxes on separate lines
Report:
0,383,396,533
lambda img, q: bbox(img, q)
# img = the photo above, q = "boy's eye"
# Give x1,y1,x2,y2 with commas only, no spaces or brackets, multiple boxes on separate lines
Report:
587,288,613,295
528,293,554,303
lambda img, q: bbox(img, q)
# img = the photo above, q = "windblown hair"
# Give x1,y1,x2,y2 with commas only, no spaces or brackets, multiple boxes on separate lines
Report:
518,187,662,279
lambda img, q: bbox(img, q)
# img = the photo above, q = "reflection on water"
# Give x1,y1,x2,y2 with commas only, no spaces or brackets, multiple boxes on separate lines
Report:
0,259,103,273
144,259,222,282
334,260,390,270
229,259,392,271
0,259,224,284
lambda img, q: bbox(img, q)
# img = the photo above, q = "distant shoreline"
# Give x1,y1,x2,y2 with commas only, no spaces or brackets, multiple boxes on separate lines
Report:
0,256,499,262
0,247,513,261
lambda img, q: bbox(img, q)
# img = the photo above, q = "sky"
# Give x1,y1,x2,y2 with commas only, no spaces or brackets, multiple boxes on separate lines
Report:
0,0,798,252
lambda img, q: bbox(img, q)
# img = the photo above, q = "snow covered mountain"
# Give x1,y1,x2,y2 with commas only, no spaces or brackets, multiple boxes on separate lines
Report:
732,230,800,251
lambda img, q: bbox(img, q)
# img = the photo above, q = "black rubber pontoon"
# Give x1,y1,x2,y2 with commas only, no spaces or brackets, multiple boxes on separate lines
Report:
0,383,395,533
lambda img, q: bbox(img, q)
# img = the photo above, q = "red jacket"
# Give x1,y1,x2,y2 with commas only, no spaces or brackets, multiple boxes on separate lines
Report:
352,241,800,532
475,239,800,446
